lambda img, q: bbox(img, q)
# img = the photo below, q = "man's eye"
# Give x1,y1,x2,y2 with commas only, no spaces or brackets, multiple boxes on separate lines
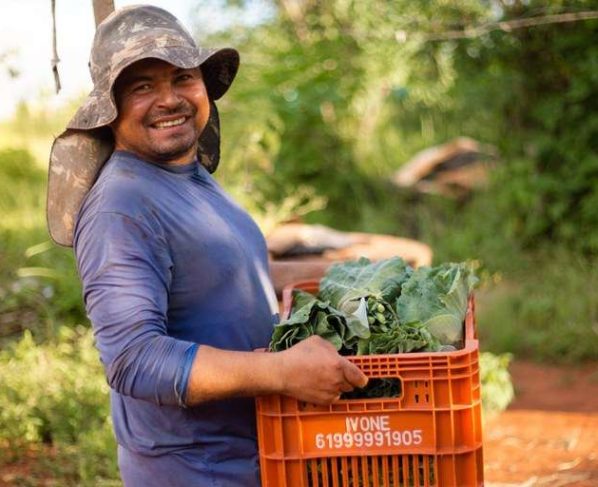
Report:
132,83,151,93
176,74,194,82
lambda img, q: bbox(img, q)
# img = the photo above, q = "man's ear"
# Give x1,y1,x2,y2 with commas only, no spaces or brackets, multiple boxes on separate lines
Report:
93,126,116,147
105,120,118,144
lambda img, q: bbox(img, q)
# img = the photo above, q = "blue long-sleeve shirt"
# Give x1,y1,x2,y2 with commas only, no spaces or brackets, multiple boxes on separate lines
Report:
73,151,279,486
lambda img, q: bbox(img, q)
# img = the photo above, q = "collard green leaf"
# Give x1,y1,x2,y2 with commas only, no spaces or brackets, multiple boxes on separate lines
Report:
269,290,368,352
363,321,439,355
270,259,477,358
320,257,412,306
396,262,478,346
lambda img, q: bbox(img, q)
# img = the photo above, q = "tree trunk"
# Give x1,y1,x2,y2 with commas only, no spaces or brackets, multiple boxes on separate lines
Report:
93,0,115,27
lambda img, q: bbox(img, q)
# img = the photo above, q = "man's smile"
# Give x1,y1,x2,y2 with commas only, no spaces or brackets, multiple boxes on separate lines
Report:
150,116,190,129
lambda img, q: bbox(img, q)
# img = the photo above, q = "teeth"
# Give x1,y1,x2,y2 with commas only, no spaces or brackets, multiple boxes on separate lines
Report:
154,117,186,128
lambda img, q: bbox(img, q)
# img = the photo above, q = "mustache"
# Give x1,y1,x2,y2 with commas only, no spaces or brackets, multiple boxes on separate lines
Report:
144,101,196,125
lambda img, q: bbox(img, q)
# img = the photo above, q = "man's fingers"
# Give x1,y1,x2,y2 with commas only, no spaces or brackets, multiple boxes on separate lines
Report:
341,360,368,388
282,337,369,405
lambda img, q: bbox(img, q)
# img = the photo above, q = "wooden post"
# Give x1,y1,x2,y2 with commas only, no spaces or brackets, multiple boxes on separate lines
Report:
93,0,115,27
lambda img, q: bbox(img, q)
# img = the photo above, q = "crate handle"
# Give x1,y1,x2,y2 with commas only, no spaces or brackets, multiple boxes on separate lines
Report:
281,279,320,319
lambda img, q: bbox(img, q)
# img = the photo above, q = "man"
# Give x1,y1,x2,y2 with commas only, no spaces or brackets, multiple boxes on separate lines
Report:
46,6,367,487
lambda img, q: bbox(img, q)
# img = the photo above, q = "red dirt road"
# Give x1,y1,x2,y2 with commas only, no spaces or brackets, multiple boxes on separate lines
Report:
484,361,598,486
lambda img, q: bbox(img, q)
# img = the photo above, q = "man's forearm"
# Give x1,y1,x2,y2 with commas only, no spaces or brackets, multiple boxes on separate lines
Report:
184,337,369,407
184,345,283,405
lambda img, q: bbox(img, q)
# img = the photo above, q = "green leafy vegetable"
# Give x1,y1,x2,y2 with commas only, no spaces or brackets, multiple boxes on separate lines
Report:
365,321,439,355
396,262,478,347
269,258,477,361
269,290,370,353
320,256,411,316
318,257,412,346
480,352,514,415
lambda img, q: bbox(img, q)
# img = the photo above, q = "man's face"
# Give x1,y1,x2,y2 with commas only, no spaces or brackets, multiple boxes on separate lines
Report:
111,58,210,165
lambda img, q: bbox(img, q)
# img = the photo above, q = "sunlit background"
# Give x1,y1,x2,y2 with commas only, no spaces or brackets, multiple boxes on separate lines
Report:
1,1,596,485
1,0,271,118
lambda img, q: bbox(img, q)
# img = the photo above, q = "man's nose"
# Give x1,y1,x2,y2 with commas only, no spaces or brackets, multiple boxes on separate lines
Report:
156,83,183,109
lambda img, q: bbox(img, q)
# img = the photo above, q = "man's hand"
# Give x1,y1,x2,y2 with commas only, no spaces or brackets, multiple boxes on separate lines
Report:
277,336,368,405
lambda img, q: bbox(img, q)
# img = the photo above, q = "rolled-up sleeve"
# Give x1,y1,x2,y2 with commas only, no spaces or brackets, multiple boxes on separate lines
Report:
74,211,196,407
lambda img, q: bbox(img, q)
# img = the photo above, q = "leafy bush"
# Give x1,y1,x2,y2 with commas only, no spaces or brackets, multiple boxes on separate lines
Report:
214,0,490,230
0,148,85,344
480,352,514,415
0,326,118,483
476,247,598,363
450,0,598,253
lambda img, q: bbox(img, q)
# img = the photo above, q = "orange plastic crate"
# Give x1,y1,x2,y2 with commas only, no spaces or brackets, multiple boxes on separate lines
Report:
256,280,484,487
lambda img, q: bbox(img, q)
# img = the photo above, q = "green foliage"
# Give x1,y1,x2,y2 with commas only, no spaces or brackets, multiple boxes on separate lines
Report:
449,0,598,253
216,0,490,229
0,149,85,344
270,259,512,408
0,148,45,230
319,256,439,354
320,257,412,307
270,258,479,355
0,327,118,483
0,145,107,485
397,262,478,346
476,247,598,363
269,289,370,352
480,352,514,415
364,321,435,356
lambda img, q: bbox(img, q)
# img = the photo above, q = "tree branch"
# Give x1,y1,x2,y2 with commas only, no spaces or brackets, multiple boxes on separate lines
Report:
420,10,598,42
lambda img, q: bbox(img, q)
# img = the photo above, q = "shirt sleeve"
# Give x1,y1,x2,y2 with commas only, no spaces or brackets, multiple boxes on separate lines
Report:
74,210,196,407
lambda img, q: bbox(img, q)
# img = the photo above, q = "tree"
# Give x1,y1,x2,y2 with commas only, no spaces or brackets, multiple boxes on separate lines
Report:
212,0,491,229
449,0,598,252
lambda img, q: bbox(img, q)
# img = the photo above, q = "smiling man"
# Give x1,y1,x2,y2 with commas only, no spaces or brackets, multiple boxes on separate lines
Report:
46,5,366,487
110,58,210,165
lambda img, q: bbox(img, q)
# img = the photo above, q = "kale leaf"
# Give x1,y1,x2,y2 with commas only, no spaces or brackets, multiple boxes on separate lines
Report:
396,262,478,347
269,258,476,355
269,290,370,353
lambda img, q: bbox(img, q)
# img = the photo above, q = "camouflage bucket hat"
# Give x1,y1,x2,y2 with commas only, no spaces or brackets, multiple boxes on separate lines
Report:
47,5,239,247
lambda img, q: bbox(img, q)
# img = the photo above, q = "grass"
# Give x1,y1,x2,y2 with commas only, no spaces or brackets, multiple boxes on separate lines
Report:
0,328,118,486
0,148,85,346
476,247,598,363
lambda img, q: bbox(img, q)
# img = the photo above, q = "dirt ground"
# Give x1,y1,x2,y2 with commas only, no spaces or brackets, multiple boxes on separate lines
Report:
484,361,598,486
